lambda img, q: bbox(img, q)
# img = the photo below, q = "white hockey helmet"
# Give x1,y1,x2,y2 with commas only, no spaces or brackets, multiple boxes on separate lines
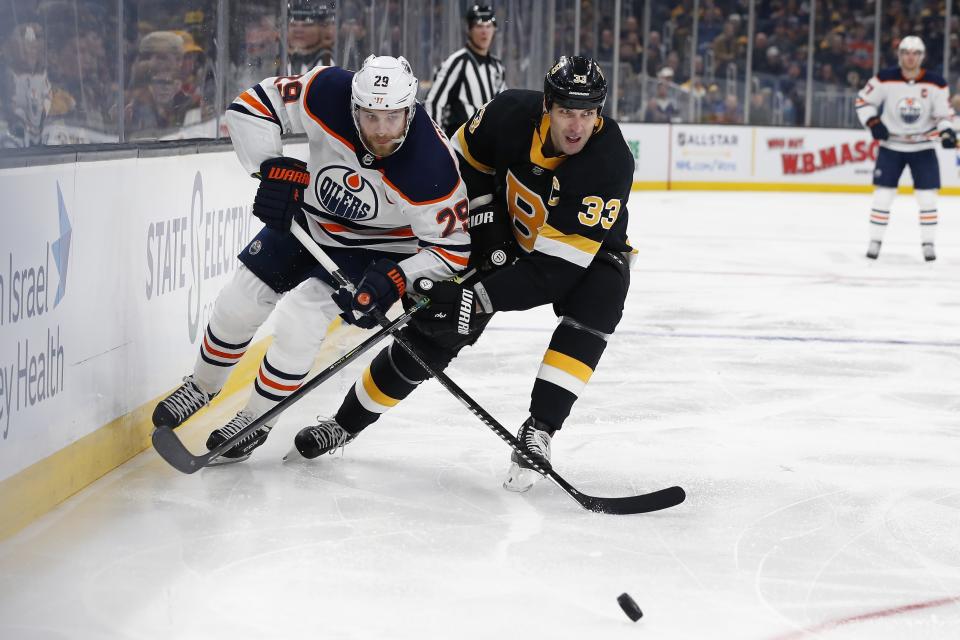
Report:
351,54,418,156
898,35,925,57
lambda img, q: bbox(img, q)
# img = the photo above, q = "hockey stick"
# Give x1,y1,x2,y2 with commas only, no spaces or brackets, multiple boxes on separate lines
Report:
291,224,686,515
152,299,426,474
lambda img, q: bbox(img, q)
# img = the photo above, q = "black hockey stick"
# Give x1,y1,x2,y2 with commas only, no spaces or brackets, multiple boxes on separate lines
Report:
291,225,685,515
152,299,427,474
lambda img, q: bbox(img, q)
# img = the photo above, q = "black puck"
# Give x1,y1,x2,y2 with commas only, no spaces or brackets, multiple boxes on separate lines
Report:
617,592,643,621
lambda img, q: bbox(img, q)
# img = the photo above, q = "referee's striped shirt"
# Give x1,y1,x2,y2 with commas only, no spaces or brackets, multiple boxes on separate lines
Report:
424,47,506,138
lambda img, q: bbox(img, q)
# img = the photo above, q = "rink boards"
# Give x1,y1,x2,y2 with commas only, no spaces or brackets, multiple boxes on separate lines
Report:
1,124,957,539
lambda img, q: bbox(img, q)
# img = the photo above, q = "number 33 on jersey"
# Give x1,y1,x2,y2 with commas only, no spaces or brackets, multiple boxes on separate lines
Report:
453,89,635,269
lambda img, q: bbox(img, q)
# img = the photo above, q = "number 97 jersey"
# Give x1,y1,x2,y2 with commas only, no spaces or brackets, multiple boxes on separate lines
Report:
452,89,635,271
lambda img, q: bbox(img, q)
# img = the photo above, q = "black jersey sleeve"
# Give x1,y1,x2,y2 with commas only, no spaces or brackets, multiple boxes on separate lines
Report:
450,93,500,200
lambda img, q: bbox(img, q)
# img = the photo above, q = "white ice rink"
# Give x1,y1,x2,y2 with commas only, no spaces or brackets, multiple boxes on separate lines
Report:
1,191,958,639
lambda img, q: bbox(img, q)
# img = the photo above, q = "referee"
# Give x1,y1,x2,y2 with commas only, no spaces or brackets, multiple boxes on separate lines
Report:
424,4,506,138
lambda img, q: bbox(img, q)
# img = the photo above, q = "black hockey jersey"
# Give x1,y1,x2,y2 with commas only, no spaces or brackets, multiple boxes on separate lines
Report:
451,89,635,311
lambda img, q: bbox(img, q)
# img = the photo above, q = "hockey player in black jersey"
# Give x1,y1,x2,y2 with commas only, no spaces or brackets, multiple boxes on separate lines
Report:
290,56,636,493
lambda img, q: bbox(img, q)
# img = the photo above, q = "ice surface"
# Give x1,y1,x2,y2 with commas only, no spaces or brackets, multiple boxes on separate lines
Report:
1,192,958,639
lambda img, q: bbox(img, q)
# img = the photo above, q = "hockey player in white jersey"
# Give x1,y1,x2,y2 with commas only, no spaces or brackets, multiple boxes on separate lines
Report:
151,55,470,462
855,35,957,262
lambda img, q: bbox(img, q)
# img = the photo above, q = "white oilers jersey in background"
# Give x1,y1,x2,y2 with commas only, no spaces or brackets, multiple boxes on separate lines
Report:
224,65,470,286
856,67,956,152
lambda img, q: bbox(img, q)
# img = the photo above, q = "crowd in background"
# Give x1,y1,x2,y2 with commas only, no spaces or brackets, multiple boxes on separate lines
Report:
2,0,959,148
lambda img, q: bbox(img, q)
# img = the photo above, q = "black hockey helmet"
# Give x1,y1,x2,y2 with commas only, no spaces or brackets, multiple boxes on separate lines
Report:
466,4,496,27
288,0,332,23
543,55,607,111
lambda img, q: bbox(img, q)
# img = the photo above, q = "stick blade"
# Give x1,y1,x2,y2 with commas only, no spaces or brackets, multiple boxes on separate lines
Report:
580,485,686,515
151,427,204,474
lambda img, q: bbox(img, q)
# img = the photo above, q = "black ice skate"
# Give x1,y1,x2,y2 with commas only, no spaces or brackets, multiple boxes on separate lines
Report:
206,411,271,464
922,242,936,262
152,375,218,429
286,418,355,460
503,417,553,493
866,240,881,260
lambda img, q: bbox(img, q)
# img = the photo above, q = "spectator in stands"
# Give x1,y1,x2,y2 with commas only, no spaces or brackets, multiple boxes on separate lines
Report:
597,27,615,62
644,30,665,76
44,17,115,136
712,20,740,71
644,69,680,123
716,93,743,124
697,1,725,54
749,89,773,125
230,10,280,98
702,83,725,122
125,30,200,139
0,22,51,147
819,32,847,83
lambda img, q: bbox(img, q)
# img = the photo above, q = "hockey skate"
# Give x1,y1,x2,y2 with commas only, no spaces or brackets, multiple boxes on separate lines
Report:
205,411,271,464
153,375,218,429
866,240,882,260
922,242,936,262
285,418,355,460
503,417,553,493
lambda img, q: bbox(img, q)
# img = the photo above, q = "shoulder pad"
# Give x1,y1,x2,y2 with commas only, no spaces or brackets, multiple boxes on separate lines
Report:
920,71,948,87
876,68,902,82
380,104,461,205
563,118,634,190
303,67,357,148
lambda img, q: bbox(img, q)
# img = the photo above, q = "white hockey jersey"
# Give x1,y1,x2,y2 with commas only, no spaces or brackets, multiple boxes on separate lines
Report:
225,65,471,286
856,67,956,153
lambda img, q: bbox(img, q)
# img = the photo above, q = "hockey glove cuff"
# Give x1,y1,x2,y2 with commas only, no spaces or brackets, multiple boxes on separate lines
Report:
940,128,957,149
413,278,487,337
866,117,889,141
253,156,310,231
334,259,407,329
467,200,517,271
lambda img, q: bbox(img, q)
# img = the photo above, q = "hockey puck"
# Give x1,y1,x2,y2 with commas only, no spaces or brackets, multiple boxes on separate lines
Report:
617,592,643,621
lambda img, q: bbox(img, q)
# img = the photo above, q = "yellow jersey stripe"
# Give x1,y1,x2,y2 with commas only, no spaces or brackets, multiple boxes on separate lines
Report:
454,125,495,174
539,224,601,254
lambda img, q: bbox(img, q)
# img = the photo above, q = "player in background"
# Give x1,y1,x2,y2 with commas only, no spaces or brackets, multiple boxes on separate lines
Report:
151,55,470,463
290,56,635,494
856,35,957,262
423,4,506,138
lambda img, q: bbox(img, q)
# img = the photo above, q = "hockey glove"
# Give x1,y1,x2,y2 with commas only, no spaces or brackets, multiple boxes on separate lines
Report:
940,128,957,149
412,278,485,337
334,259,407,329
866,117,889,141
253,157,310,231
468,203,517,271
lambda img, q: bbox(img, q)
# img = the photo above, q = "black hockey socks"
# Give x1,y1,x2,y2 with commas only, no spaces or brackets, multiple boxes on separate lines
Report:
529,319,608,430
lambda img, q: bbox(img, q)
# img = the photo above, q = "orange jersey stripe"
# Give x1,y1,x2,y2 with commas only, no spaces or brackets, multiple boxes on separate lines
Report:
427,246,470,267
239,91,273,118
321,223,415,237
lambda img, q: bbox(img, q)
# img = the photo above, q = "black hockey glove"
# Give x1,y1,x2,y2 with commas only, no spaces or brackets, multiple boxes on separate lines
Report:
866,116,889,141
412,278,485,337
468,203,517,271
940,128,957,149
333,259,407,329
253,156,310,231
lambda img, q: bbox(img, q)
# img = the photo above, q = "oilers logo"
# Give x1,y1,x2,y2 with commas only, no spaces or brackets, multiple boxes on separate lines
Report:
897,97,923,125
314,165,379,221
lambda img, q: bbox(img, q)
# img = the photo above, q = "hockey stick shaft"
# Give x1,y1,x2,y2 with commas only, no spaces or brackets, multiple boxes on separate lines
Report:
291,225,685,515
152,300,426,474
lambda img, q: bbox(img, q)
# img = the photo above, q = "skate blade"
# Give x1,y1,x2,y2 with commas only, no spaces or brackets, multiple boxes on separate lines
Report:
282,445,305,462
206,452,251,466
502,463,541,493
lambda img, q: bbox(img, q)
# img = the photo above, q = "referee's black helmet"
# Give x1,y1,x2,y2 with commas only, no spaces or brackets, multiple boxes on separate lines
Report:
466,4,496,26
